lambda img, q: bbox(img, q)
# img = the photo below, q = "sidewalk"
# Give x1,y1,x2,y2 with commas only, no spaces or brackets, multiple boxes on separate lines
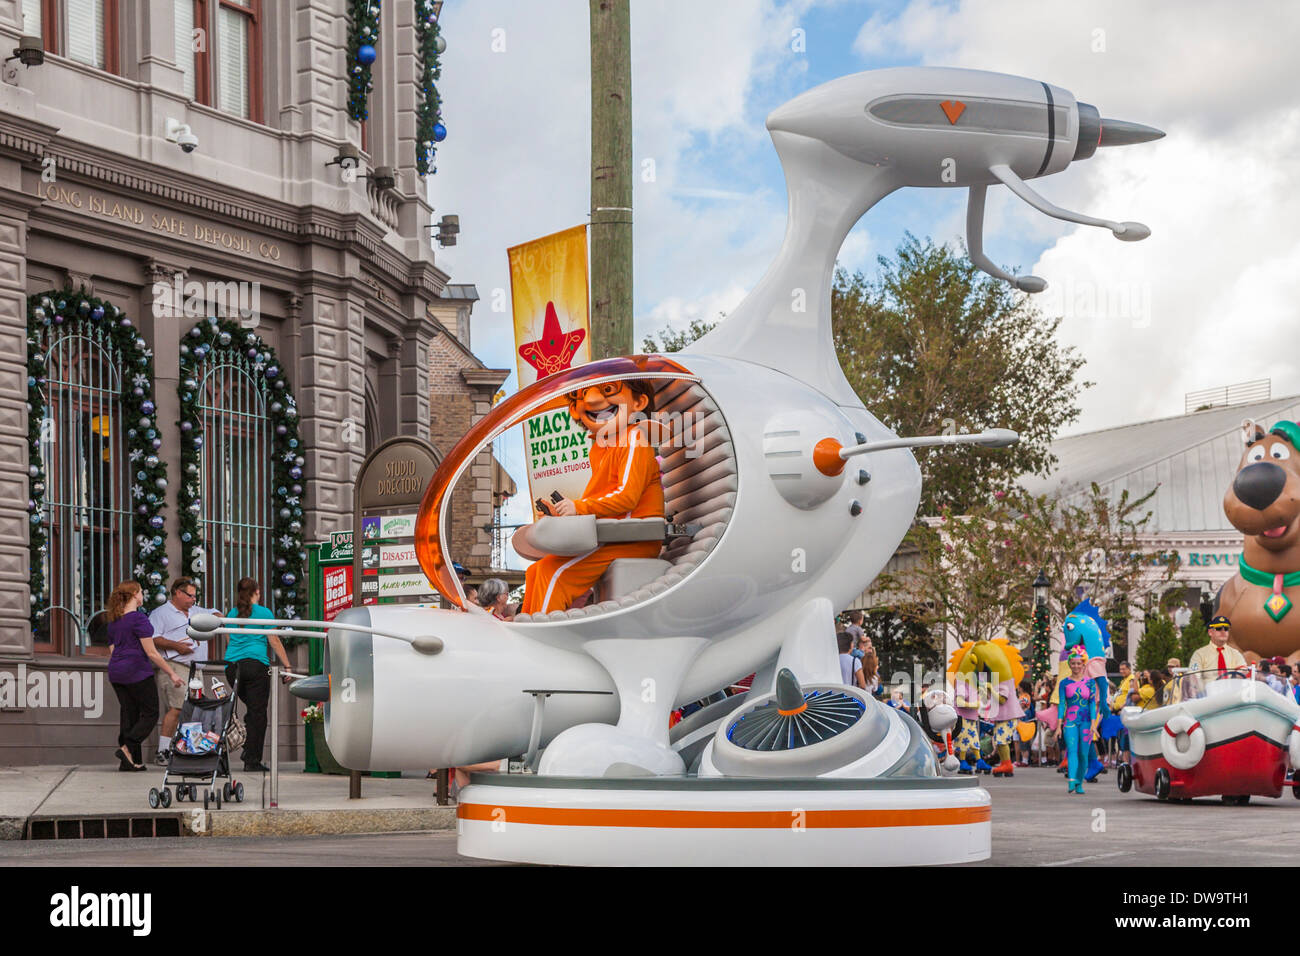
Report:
0,763,457,840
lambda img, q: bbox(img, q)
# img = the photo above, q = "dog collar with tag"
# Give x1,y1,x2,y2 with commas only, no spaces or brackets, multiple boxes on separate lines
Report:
1238,554,1300,622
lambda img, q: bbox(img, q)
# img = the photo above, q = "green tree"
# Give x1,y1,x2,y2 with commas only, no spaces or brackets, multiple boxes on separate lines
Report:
1136,614,1180,671
642,317,718,354
1179,613,1209,666
832,235,1090,516
880,483,1171,678
861,610,941,683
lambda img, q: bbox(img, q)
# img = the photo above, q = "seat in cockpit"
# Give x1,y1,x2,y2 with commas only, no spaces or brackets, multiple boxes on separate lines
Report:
513,378,737,621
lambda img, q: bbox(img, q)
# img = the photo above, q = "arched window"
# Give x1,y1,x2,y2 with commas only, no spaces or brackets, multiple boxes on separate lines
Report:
195,357,272,614
27,291,168,655
177,318,305,623
38,328,130,651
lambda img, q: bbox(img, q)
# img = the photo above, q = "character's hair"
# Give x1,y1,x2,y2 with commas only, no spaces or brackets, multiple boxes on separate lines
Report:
106,581,142,622
235,577,260,618
1067,643,1088,662
170,576,196,596
947,638,1025,685
476,577,508,608
861,649,879,682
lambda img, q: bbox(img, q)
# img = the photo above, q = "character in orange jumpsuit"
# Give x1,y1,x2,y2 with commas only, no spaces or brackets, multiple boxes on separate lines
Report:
521,380,664,614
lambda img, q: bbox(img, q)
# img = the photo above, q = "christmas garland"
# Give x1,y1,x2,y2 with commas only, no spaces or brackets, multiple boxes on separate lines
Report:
415,2,444,176
177,317,305,621
346,0,381,121
26,290,170,628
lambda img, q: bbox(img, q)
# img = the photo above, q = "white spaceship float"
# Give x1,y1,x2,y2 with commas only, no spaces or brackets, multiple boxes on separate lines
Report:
192,67,1161,866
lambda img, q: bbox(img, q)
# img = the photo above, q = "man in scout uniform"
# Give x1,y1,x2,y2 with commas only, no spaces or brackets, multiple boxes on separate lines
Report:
1188,616,1247,681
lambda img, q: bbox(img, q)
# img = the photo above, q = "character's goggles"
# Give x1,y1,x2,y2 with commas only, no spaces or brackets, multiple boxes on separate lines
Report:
565,381,625,404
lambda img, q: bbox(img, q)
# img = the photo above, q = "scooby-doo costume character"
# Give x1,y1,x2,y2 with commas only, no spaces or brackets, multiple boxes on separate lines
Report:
521,380,664,615
947,638,1025,776
1218,420,1300,664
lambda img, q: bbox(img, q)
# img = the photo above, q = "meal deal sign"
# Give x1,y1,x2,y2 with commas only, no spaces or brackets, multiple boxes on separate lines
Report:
323,565,353,622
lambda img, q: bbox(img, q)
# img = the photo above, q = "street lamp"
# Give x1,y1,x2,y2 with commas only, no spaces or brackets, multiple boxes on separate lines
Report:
1030,567,1052,765
1033,568,1050,607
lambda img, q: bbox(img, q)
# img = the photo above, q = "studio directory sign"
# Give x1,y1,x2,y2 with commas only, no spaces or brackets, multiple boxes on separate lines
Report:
352,436,442,609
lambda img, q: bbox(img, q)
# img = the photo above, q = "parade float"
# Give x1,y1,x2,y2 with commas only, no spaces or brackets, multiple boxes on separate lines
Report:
1118,422,1300,804
1118,669,1300,803
191,66,1160,865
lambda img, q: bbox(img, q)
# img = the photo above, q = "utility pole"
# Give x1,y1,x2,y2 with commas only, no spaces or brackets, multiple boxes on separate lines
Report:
589,0,632,359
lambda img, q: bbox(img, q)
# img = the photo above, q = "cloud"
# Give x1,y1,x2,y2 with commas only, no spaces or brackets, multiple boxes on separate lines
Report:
848,0,1300,432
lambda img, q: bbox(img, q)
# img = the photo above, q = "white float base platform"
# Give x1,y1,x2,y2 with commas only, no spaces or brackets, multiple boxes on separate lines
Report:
456,774,990,866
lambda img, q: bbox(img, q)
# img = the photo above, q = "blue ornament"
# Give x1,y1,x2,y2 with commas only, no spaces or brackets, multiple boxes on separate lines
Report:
145,455,159,468
288,439,298,449
146,429,157,440
141,400,155,414
357,44,377,65
281,572,296,586
152,535,163,546
265,365,279,379
432,122,446,142
181,532,192,542
137,470,147,481
289,466,302,480
91,306,104,320
150,515,165,530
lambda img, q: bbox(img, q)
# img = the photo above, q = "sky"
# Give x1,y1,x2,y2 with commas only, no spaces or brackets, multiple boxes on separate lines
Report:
425,0,1300,565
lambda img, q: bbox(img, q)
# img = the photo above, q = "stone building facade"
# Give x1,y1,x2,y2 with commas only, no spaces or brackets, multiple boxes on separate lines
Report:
0,1,504,762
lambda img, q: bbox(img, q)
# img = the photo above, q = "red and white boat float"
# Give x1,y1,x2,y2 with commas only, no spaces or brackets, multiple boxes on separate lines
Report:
1118,669,1300,804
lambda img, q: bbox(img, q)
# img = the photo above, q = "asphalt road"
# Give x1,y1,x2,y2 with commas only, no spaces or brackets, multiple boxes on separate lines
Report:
3,766,1297,866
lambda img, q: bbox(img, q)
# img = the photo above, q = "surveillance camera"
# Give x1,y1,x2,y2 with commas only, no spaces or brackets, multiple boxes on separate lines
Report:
164,118,198,154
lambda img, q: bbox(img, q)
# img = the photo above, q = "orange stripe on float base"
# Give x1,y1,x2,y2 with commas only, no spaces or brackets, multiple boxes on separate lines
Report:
457,803,990,829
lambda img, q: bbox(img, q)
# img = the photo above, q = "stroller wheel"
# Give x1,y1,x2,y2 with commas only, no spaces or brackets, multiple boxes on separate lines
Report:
148,788,160,809
234,782,244,803
223,782,232,802
203,790,210,810
159,787,172,808
215,789,222,809
176,786,186,803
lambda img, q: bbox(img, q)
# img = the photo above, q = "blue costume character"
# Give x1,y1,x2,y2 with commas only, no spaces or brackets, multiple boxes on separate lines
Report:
1057,644,1099,794
1053,601,1111,782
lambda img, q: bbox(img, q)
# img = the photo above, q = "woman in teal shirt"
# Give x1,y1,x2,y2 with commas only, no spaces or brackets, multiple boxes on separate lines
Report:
224,578,292,772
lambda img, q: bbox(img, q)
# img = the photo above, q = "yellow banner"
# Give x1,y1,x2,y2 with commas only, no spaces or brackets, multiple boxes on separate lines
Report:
507,225,593,516
508,224,591,387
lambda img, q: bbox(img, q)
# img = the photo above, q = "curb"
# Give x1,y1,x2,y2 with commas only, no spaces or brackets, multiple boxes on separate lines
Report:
201,806,458,837
8,806,458,840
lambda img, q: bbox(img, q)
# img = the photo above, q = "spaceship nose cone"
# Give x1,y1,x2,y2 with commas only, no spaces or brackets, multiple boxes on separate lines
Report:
1098,118,1165,147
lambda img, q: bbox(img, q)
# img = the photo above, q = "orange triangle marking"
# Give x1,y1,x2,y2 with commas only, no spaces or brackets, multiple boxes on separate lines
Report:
940,100,966,125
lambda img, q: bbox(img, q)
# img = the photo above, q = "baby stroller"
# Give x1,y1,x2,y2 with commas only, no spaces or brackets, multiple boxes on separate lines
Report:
147,661,247,810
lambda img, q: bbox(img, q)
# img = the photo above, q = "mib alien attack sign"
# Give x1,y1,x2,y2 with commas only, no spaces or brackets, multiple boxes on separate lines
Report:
508,225,593,516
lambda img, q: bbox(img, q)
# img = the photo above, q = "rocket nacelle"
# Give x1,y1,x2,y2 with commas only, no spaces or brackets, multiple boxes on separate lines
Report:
323,606,617,770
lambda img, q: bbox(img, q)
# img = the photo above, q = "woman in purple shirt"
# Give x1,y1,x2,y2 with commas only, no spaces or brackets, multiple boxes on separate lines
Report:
106,581,182,770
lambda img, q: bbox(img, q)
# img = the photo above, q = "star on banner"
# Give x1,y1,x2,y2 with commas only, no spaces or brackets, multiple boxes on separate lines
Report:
518,301,586,379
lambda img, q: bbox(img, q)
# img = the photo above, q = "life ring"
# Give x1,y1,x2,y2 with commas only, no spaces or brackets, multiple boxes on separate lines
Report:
1287,723,1300,768
1160,713,1205,770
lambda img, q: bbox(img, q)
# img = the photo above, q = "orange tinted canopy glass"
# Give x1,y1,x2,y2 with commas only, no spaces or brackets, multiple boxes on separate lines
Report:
413,355,695,609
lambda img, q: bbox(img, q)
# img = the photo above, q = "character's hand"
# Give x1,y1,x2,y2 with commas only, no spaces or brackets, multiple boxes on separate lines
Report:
552,497,578,517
